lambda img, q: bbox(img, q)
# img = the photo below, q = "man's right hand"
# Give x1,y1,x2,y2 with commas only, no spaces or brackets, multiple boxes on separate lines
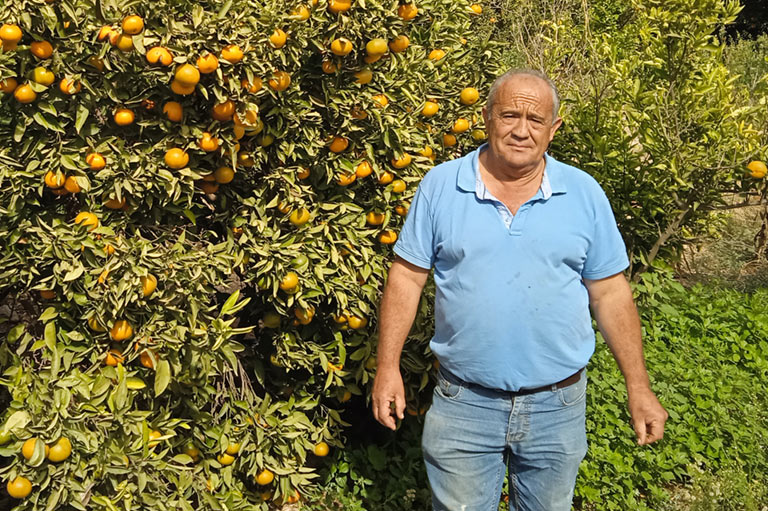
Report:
372,367,406,430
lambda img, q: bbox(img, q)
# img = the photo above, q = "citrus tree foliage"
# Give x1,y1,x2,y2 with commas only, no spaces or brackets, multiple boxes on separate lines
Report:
496,0,768,279
0,0,501,508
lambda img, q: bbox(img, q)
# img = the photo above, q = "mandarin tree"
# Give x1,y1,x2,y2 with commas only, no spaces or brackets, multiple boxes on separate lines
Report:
0,0,500,508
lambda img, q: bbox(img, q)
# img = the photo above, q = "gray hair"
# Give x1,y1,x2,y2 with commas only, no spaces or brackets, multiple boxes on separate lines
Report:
486,69,560,124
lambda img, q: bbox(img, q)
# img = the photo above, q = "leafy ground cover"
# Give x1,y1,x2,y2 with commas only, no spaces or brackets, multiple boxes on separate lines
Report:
304,274,768,511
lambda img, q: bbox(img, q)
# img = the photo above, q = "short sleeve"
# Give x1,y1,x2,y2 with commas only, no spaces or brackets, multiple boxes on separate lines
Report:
393,185,435,269
581,188,630,280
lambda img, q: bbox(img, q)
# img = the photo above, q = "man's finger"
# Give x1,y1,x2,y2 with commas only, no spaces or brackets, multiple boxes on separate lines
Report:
633,417,647,445
644,419,665,444
394,393,405,420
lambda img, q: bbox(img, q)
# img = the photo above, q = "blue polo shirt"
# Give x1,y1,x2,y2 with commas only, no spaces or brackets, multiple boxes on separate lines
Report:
394,145,629,391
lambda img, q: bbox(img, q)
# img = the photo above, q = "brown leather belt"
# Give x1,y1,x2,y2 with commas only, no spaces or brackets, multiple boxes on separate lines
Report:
514,367,584,395
441,367,584,396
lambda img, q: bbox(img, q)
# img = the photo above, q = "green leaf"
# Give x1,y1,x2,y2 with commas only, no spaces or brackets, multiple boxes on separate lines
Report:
154,359,171,397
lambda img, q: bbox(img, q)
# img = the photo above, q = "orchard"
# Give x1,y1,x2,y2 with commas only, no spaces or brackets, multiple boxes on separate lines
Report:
0,0,501,508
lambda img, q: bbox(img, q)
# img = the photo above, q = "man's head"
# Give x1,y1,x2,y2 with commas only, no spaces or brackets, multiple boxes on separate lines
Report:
482,69,563,172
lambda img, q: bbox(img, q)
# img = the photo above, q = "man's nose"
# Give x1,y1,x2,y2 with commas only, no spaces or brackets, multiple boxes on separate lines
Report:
509,118,529,139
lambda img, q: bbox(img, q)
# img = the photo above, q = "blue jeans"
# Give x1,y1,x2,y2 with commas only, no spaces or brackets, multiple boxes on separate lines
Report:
422,368,588,511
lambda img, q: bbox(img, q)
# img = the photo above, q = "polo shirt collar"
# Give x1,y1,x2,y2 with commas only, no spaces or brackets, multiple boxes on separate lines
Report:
457,144,567,196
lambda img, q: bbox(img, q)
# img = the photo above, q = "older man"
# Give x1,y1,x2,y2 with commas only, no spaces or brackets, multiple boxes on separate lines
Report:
372,69,668,510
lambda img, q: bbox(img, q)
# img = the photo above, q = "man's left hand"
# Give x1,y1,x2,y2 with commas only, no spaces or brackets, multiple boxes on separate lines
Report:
627,387,668,445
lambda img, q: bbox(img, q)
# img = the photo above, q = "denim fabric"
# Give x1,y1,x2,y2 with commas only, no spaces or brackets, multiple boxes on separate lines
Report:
422,368,588,511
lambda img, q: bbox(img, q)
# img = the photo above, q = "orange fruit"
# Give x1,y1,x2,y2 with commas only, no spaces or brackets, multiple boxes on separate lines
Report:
329,136,349,153
391,179,406,193
336,172,356,186
44,170,66,189
268,70,291,91
421,100,439,116
97,25,112,41
214,166,235,184
354,69,373,84
225,443,241,455
291,6,311,20
356,160,373,178
395,203,409,216
364,54,382,64
443,133,457,146
87,55,105,71
451,118,470,133
47,437,72,462
470,3,482,14
146,46,173,66
30,40,54,59
175,63,200,87
378,230,398,244
330,37,353,56
148,430,162,448
313,442,329,456
256,469,275,486
220,44,244,63
428,48,446,61
64,176,82,194
141,274,157,296
389,35,410,52
86,152,106,171
289,207,311,226
197,53,219,74
33,67,55,86
108,29,120,46
391,154,412,168
0,24,23,44
241,77,262,92
110,320,133,341
22,438,49,460
212,99,235,121
122,15,144,35
366,38,388,56
163,101,183,122
328,0,352,14
140,349,156,369
237,151,255,167
279,272,299,292
74,211,99,231
372,94,389,107
297,167,311,179
294,305,315,325
6,477,32,499
460,86,480,105
0,77,18,93
377,170,394,184
14,84,37,103
419,145,434,158
471,128,486,141
115,34,134,52
287,490,301,503
366,211,385,225
350,105,368,119
199,181,219,194
170,80,196,95
39,289,56,299
59,78,81,95
398,3,418,20
322,60,338,74
747,160,767,178
347,315,368,329
198,132,220,152
114,108,135,126
269,28,288,48
105,348,124,366
164,148,189,169
104,196,127,209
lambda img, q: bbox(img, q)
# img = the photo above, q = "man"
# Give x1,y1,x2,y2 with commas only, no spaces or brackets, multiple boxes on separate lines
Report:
372,69,668,511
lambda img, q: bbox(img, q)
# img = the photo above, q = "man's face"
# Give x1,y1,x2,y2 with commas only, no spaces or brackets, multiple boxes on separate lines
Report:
482,75,562,172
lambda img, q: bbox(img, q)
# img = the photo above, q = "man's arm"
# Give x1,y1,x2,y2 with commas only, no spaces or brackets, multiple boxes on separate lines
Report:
372,256,430,430
583,273,668,445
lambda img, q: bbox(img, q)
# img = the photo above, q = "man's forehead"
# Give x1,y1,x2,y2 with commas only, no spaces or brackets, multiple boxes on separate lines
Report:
494,77,552,109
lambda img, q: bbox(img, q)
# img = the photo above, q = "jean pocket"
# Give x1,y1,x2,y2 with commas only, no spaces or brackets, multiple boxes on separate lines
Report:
557,371,587,406
436,369,463,400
